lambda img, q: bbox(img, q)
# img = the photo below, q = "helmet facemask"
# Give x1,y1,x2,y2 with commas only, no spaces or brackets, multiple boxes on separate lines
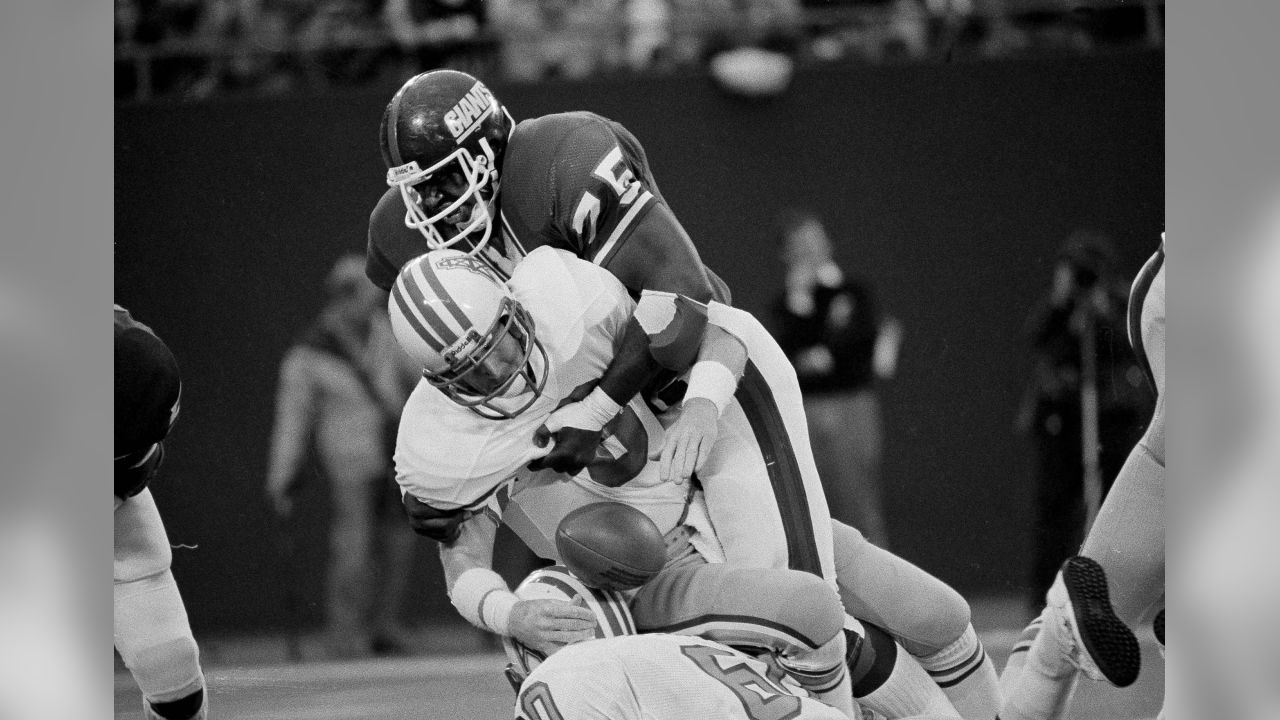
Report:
425,296,548,420
388,137,502,257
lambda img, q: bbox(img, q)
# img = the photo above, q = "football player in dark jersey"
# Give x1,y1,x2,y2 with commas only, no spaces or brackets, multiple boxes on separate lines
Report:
367,70,737,531
115,306,208,720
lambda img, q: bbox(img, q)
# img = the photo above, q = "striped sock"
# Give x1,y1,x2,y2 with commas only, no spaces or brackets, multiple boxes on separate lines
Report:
917,625,1001,720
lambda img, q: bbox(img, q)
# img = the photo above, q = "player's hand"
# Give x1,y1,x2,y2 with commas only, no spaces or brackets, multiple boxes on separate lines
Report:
652,396,719,485
402,494,472,543
507,597,598,654
529,384,622,476
530,426,607,475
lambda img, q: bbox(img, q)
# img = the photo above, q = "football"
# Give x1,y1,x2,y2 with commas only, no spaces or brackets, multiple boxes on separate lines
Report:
555,502,667,591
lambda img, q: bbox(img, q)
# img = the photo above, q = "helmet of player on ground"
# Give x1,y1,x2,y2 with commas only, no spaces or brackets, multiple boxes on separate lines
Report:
502,565,636,692
388,249,548,419
380,69,515,257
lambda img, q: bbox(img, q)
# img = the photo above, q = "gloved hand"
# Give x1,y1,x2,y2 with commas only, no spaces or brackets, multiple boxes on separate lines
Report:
402,493,472,543
652,396,719,485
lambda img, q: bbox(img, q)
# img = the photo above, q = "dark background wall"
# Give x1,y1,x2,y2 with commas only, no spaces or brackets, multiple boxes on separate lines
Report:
115,52,1163,634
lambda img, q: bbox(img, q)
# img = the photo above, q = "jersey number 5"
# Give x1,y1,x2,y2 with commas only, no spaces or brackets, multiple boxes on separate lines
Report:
681,644,804,720
572,146,641,245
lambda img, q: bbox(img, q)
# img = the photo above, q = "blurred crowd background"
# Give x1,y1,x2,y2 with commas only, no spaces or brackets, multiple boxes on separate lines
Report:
115,0,1164,101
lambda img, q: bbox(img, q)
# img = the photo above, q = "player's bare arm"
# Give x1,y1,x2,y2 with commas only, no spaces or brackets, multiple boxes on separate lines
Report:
656,322,748,484
439,506,596,652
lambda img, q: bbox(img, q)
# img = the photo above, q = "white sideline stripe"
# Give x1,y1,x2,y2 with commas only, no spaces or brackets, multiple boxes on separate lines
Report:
206,652,509,684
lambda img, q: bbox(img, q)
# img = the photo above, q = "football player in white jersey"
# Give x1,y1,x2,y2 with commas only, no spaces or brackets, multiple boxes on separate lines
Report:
390,248,969,719
507,566,959,720
391,248,857,715
1000,238,1165,720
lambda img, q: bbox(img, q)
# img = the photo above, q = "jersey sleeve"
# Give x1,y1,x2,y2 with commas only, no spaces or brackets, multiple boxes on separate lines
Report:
502,114,661,268
114,305,182,498
367,187,433,291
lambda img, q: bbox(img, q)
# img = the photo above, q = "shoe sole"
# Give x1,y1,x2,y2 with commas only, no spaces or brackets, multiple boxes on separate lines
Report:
1062,555,1141,687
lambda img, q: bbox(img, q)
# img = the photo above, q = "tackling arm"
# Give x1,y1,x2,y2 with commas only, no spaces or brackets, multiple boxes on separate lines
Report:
532,203,720,474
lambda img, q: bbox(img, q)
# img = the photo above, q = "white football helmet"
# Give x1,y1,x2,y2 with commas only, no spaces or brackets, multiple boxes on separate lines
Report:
388,249,548,419
503,565,636,692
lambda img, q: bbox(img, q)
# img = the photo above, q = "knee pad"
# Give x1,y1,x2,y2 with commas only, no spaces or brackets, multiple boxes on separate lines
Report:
847,621,899,697
774,572,845,651
115,570,204,702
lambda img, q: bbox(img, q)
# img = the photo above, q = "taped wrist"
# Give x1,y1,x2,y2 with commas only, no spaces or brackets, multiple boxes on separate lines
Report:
568,386,624,432
451,568,518,635
684,361,739,415
634,291,708,371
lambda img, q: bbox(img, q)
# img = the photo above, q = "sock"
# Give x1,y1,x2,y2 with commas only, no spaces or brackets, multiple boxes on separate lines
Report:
999,606,1078,720
851,624,957,718
917,624,1001,720
998,616,1043,697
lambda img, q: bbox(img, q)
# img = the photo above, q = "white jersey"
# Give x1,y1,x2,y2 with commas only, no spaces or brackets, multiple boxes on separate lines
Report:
516,634,846,720
394,247,714,561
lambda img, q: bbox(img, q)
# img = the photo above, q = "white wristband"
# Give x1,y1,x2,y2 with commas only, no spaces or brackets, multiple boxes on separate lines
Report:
685,360,739,414
546,386,624,433
451,568,519,635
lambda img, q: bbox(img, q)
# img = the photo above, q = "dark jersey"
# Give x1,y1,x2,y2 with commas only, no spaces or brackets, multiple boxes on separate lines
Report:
115,305,182,499
773,279,881,395
366,111,666,292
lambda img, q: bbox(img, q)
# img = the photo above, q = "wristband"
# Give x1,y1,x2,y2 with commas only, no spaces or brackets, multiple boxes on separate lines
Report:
570,386,625,431
685,360,739,415
451,568,519,635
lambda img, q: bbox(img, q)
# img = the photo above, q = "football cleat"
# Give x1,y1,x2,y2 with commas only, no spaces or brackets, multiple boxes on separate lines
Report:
1056,555,1141,687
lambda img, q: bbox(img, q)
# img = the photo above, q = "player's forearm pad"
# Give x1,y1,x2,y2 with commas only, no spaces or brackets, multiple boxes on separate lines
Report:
634,290,708,371
451,567,518,636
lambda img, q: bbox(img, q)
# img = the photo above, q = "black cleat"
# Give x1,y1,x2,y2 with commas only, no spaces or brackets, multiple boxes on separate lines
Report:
1061,555,1142,687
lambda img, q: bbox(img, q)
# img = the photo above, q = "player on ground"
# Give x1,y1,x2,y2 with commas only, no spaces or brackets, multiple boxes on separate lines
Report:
1000,237,1165,720
369,69,999,718
507,565,851,720
115,306,208,720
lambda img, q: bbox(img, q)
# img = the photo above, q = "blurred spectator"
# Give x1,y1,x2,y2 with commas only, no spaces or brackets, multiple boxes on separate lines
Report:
623,0,672,71
488,0,623,81
771,209,900,548
382,0,488,76
1014,230,1153,608
265,254,422,659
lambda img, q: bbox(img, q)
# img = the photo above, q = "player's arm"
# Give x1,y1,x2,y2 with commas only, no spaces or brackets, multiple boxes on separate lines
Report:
655,304,756,484
532,204,719,475
440,509,596,649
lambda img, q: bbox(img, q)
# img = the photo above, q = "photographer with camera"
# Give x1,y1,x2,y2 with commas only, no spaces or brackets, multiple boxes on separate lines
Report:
1014,230,1154,610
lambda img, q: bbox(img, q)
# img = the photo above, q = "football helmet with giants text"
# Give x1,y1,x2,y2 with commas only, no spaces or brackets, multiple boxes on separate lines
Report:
379,70,515,256
388,249,547,419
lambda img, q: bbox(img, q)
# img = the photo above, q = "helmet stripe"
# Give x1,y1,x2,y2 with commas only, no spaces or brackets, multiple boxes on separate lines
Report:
588,587,631,637
419,257,480,330
396,265,460,350
391,281,447,353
